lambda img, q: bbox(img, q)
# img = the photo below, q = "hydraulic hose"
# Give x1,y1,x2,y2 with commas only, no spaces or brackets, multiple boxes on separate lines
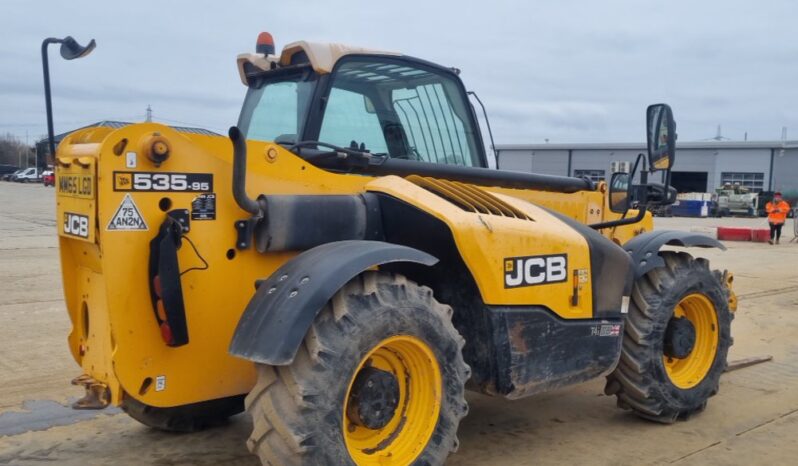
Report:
229,126,262,216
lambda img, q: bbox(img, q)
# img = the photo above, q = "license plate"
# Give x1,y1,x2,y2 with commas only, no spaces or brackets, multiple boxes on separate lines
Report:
57,173,95,199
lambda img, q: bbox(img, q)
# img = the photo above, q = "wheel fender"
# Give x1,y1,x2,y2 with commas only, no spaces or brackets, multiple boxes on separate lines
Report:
624,230,726,279
228,240,438,365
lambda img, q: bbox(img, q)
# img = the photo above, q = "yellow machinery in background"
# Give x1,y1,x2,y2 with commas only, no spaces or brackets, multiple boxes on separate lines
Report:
53,33,734,465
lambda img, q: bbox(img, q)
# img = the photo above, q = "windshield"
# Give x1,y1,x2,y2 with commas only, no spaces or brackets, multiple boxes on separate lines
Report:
237,69,315,144
320,57,483,166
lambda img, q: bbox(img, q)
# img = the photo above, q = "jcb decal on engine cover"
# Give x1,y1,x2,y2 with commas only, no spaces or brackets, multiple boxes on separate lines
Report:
63,212,89,238
107,194,148,231
57,174,93,199
113,171,213,192
504,254,568,288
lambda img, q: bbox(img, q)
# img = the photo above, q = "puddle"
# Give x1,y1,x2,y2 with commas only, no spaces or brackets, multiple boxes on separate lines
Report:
0,399,120,436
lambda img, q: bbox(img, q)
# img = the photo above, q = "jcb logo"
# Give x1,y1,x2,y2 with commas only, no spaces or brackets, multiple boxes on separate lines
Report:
115,173,132,188
504,254,568,288
63,212,89,238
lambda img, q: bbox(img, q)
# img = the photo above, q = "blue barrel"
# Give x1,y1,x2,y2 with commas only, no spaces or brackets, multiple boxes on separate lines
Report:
671,199,708,217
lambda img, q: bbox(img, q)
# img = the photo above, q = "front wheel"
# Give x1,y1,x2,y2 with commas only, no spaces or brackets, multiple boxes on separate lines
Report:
605,251,733,423
245,271,470,466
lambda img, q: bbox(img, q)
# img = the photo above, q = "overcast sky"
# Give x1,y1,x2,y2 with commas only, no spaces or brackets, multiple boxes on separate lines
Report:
2,0,796,146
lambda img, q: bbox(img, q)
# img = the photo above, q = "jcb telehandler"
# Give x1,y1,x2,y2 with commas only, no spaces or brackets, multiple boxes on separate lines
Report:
53,33,735,465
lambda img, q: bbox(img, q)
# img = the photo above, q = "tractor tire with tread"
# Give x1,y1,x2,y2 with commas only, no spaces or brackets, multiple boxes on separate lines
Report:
605,251,733,423
245,271,470,466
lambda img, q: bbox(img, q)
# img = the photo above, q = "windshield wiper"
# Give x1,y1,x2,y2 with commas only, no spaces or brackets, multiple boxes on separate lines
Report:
286,141,387,167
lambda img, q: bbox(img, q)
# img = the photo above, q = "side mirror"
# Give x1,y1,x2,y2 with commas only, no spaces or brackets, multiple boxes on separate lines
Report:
609,172,631,213
646,103,676,172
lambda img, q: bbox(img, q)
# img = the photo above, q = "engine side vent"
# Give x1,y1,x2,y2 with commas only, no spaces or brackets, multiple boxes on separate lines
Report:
406,175,532,220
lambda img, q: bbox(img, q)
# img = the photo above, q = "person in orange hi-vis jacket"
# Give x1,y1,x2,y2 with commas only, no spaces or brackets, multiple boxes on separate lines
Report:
765,192,791,245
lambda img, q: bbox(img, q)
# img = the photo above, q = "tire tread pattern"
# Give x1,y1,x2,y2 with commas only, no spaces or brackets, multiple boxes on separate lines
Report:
246,271,469,465
605,251,734,423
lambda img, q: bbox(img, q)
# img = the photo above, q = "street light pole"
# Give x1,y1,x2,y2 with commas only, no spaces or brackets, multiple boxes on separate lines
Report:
41,36,96,167
42,38,58,163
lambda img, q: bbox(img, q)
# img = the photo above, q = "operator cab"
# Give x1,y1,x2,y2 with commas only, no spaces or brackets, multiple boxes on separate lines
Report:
235,33,677,212
237,38,489,168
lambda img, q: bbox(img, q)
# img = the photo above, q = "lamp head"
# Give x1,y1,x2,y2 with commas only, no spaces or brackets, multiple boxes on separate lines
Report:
60,36,96,60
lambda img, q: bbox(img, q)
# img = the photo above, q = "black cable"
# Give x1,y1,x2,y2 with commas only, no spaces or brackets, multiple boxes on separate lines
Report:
179,234,209,276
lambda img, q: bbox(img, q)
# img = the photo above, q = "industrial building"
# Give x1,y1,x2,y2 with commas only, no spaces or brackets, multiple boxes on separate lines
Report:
496,140,798,196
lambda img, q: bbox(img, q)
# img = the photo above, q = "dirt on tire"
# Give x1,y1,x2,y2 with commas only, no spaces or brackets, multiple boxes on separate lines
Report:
245,271,470,465
605,251,734,423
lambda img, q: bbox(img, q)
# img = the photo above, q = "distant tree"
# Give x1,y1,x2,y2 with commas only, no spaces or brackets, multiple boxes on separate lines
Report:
0,134,34,167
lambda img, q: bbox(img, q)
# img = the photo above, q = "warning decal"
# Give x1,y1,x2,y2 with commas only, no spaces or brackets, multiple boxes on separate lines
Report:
107,194,148,231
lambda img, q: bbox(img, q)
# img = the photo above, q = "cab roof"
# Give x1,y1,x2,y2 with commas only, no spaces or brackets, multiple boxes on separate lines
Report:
236,40,401,85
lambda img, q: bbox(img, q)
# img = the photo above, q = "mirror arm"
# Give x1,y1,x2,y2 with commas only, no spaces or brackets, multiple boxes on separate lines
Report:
639,154,648,184
663,169,674,203
589,201,647,230
621,152,646,214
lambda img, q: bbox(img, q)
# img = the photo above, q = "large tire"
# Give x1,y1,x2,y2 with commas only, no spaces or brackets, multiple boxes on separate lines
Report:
245,271,469,466
121,394,245,432
605,251,733,423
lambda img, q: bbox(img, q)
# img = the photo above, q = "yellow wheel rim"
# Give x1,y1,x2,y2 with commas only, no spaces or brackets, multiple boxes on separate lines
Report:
344,335,442,465
663,293,719,389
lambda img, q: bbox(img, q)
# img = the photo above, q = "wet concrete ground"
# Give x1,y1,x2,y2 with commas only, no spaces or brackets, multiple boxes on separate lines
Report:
1,182,797,465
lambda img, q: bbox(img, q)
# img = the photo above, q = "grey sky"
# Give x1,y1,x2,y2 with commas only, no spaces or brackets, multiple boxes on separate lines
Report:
2,0,796,145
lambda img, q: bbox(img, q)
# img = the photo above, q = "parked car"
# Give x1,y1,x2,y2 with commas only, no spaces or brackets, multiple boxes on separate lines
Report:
3,169,25,181
42,170,55,187
14,167,41,183
0,164,20,178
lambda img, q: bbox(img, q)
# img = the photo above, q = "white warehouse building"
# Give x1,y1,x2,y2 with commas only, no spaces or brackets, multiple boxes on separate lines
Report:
496,140,798,197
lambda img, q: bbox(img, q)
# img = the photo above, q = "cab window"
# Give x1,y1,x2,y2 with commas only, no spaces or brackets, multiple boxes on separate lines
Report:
239,73,315,144
319,88,388,153
321,57,483,167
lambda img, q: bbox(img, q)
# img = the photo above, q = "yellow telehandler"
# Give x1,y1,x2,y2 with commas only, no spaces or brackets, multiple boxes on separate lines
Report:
52,32,735,465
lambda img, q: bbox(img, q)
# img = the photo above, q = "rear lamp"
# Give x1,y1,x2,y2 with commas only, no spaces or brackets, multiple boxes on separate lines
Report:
148,216,190,347
160,322,174,344
156,299,167,322
153,275,163,298
152,274,172,344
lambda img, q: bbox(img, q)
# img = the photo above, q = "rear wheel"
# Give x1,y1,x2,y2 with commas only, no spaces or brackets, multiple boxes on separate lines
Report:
605,251,733,423
121,394,245,432
245,271,469,465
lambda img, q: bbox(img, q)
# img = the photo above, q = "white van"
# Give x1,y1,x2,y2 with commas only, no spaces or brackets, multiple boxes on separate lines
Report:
14,168,40,183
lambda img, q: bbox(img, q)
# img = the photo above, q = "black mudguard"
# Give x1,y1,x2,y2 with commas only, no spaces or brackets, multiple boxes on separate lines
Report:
228,240,438,365
624,230,726,278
